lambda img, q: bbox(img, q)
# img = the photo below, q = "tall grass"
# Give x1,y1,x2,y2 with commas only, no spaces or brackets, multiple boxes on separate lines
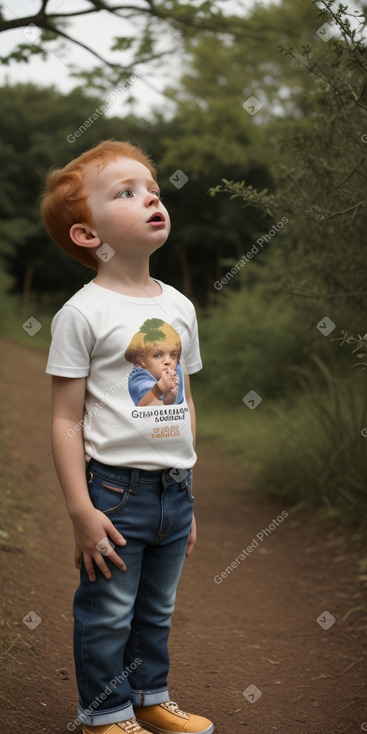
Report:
195,281,359,408
194,279,367,534
194,357,367,533
0,272,52,351
254,357,367,528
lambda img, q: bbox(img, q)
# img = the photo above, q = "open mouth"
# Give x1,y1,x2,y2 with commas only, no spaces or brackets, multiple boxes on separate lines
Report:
147,212,165,223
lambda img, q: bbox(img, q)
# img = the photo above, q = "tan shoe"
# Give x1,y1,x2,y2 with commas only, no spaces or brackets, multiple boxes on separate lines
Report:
83,718,153,734
134,701,214,734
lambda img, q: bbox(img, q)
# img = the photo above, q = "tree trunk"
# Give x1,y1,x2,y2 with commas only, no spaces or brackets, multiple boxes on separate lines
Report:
178,240,192,300
22,259,34,311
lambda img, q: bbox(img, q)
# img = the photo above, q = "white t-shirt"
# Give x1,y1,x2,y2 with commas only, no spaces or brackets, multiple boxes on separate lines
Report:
46,280,202,471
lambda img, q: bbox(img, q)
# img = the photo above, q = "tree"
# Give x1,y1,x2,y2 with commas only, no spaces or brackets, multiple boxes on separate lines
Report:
0,0,270,91
0,81,269,309
0,1,336,308
0,82,131,310
210,0,367,313
151,0,329,297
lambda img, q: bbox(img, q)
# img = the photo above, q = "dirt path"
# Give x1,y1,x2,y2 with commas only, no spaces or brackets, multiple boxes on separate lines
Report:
0,338,366,734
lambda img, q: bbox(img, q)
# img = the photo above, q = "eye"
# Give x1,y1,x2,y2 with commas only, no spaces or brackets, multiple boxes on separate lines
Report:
116,189,134,199
151,189,161,199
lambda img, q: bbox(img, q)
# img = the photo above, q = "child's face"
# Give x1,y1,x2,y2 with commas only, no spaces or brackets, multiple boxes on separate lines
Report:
83,156,170,254
141,346,179,380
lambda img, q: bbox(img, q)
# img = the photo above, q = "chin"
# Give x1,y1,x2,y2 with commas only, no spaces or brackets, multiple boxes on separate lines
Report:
151,236,168,252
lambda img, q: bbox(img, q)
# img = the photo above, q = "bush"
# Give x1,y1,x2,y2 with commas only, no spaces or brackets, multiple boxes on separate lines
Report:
196,282,357,406
251,358,367,531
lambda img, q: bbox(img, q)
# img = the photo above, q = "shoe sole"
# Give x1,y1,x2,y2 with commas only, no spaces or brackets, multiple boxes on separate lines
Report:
135,720,214,734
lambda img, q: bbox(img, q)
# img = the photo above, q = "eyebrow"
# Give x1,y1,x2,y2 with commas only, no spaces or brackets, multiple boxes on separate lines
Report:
109,176,159,193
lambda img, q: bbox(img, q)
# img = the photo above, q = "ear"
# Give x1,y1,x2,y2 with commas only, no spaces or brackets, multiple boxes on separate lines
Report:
69,223,101,249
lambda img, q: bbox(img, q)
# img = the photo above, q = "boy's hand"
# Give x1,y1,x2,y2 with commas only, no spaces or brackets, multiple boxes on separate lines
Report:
163,383,178,405
72,506,127,582
185,514,197,558
157,369,177,395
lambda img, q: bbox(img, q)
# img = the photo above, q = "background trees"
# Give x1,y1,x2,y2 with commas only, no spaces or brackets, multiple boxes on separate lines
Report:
1,0,366,530
211,0,367,310
0,80,264,308
0,0,267,91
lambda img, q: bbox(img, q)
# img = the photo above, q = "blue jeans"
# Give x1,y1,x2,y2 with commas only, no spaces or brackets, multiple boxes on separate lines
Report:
73,459,194,727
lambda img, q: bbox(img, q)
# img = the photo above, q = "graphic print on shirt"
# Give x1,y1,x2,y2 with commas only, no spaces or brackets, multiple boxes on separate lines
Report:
125,318,184,406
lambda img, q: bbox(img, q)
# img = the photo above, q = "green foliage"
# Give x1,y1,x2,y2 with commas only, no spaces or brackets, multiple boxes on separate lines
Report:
0,83,135,312
110,37,135,52
210,1,367,306
330,330,367,370
195,344,367,534
0,269,52,350
0,0,331,308
0,270,18,335
1,0,366,533
139,319,166,344
195,259,367,533
210,180,277,218
0,0,252,91
251,358,367,532
197,284,333,405
0,80,272,309
0,41,49,65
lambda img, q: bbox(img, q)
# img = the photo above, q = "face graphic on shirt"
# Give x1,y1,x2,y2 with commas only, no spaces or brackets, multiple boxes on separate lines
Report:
140,346,180,381
125,318,183,406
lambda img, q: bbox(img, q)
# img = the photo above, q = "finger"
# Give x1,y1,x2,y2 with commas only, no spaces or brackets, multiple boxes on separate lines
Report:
95,538,127,572
84,555,97,582
185,539,195,558
185,518,197,558
105,522,126,546
93,552,112,579
108,550,127,572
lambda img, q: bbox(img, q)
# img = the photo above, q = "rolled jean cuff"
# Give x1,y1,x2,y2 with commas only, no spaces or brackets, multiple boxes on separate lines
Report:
131,686,169,707
77,700,134,726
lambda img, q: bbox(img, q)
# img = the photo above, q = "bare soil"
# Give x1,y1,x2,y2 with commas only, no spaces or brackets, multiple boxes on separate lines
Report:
0,338,366,734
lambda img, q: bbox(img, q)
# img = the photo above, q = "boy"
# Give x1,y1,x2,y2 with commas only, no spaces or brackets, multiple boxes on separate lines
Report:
42,140,213,734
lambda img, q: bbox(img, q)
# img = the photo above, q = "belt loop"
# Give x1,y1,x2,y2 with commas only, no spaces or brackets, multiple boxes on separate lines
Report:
129,468,139,494
161,469,171,489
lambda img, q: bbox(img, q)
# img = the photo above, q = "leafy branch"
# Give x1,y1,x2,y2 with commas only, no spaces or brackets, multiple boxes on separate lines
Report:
0,0,257,88
330,330,367,370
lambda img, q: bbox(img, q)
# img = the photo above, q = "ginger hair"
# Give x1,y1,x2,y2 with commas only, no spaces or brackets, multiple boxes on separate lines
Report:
40,139,157,270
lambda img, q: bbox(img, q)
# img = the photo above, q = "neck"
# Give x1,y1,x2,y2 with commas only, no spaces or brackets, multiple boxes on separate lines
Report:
93,255,160,298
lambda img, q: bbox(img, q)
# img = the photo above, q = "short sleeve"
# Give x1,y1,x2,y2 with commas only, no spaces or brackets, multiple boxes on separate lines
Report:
128,367,156,405
46,305,95,377
181,309,202,375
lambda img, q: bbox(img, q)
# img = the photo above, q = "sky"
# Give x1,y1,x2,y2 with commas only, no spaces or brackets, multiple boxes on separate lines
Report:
0,0,363,117
0,0,261,116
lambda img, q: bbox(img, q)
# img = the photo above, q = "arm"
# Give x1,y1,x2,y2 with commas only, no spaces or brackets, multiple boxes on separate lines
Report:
138,369,177,406
138,381,164,406
184,373,197,558
51,375,127,581
184,373,196,448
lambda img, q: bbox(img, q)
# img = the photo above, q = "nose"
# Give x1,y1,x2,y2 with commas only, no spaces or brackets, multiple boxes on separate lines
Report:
146,191,160,207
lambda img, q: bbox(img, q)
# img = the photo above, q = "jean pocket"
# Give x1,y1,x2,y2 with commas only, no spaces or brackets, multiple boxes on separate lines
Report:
87,471,130,515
